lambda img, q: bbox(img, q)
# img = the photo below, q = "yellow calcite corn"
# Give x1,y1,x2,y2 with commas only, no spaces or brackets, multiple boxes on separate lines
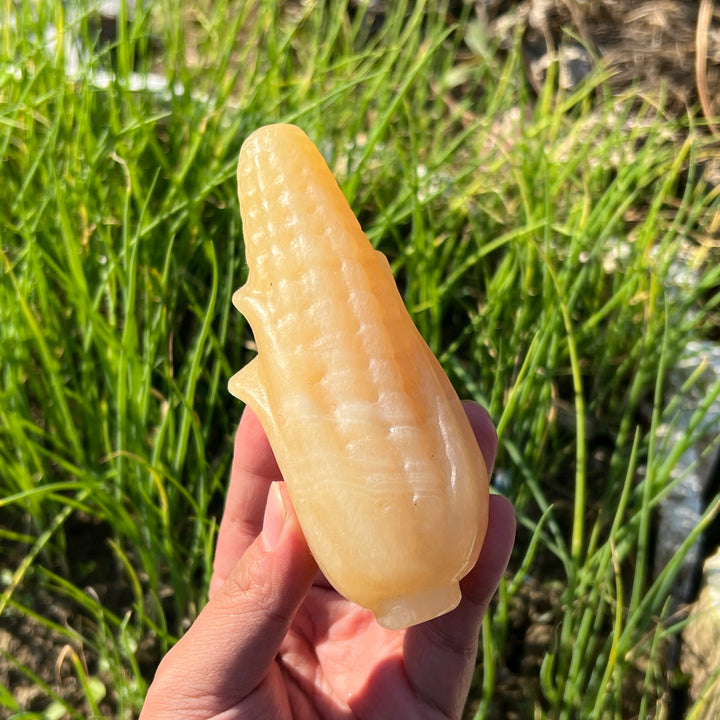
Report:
229,123,489,629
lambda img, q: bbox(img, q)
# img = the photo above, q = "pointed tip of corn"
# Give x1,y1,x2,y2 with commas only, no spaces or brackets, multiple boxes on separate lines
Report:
239,124,310,169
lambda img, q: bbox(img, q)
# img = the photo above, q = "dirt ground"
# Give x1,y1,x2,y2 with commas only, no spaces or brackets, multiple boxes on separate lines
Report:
487,0,720,120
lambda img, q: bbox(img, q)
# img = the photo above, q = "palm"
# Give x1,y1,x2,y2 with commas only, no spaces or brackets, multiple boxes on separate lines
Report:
278,588,408,718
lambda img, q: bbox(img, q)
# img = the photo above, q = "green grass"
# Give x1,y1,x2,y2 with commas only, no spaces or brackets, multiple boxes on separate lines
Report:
2,0,720,717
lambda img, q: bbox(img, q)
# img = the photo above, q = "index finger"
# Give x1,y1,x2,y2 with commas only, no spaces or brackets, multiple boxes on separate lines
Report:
209,405,283,597
461,400,498,477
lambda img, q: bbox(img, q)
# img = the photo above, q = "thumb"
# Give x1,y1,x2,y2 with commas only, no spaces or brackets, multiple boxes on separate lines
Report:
141,482,317,718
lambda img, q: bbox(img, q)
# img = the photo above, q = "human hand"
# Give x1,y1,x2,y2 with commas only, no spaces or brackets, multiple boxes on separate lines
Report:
140,402,515,720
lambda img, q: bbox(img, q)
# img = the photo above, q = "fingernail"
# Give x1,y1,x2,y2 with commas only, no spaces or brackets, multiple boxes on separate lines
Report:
261,482,286,550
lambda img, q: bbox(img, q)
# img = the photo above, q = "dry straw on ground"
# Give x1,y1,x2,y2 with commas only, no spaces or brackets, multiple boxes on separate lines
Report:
483,0,720,124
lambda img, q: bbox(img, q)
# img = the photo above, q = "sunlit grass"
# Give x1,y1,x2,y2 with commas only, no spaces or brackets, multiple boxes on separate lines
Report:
2,0,720,716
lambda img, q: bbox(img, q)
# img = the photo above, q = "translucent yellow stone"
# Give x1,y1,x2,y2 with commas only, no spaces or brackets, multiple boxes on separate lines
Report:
229,123,489,629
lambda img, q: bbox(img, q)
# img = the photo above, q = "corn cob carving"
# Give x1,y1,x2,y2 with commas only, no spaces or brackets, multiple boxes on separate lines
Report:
229,124,489,629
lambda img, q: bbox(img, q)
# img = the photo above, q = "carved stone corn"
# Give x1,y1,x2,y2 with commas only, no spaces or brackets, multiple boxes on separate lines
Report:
229,124,489,629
